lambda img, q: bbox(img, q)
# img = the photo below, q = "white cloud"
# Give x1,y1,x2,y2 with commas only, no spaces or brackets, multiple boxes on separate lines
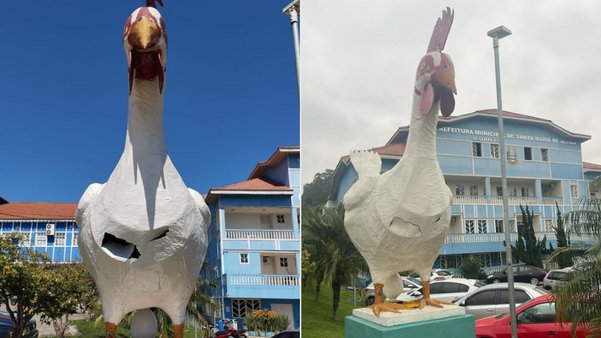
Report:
301,0,601,184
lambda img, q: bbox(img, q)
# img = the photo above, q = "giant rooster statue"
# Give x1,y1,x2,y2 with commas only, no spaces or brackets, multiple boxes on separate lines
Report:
343,8,456,316
76,1,209,337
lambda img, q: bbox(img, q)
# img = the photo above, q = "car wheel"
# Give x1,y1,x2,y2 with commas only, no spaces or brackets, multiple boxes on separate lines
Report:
530,277,539,285
492,279,501,284
366,296,375,306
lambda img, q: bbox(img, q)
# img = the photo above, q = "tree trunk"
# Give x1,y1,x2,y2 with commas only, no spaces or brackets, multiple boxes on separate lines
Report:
332,282,341,320
53,313,70,338
302,274,308,293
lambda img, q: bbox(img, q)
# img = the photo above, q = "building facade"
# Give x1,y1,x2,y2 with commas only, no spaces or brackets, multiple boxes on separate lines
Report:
329,110,601,270
0,202,80,262
204,146,301,329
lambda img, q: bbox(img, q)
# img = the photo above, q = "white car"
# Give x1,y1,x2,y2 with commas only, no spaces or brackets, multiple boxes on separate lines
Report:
543,267,571,290
364,277,422,305
396,278,484,303
408,269,454,281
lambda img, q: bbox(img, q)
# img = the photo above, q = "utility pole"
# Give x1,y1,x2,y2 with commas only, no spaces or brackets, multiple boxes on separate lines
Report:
283,0,300,94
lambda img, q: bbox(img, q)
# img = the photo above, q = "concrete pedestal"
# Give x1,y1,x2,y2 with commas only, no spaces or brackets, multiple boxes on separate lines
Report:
345,312,475,338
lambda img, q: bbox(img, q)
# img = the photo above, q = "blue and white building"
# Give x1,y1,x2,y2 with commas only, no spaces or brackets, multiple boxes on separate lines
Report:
0,202,81,262
329,110,601,270
203,146,301,329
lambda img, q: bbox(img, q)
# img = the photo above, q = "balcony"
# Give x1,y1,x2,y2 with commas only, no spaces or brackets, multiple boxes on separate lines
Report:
453,195,563,205
229,274,299,286
226,274,300,299
225,229,296,240
442,231,597,256
222,229,300,251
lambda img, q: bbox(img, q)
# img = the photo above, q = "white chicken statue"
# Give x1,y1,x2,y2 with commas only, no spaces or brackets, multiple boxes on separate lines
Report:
343,8,456,316
75,1,209,337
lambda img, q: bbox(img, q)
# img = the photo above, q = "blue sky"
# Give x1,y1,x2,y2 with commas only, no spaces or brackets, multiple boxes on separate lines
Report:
0,1,299,203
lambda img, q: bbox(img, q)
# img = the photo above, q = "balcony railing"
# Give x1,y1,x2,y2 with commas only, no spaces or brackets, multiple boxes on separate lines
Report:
542,197,564,205
229,274,299,286
453,195,563,205
454,195,487,204
225,230,296,240
491,196,538,205
446,231,598,244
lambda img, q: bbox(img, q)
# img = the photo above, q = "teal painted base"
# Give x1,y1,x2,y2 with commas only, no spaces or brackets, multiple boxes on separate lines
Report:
345,314,475,338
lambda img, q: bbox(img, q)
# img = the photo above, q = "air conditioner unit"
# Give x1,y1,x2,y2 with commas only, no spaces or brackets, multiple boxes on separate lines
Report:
451,216,457,224
46,223,55,236
263,257,271,265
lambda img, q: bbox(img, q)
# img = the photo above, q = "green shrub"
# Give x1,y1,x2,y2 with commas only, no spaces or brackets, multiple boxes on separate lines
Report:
244,310,290,336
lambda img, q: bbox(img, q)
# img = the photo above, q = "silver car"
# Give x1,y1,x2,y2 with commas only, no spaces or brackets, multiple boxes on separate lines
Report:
453,282,548,319
397,278,484,303
543,267,571,290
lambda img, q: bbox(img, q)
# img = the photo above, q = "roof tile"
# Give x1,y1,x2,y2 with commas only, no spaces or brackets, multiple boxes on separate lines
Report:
0,203,77,220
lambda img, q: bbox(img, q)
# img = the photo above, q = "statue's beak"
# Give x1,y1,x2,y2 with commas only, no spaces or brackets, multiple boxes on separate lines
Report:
432,67,457,95
128,17,160,50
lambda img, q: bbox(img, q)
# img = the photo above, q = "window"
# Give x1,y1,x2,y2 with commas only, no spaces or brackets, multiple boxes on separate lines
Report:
477,220,488,233
510,187,517,197
441,282,461,293
35,233,47,247
469,185,479,196
499,290,531,304
72,233,79,246
464,220,475,234
495,220,504,233
276,214,286,224
455,185,465,196
280,257,289,267
490,144,500,159
496,186,503,196
429,283,444,294
465,290,496,306
55,232,66,246
541,148,549,162
548,271,565,281
472,142,482,157
571,185,578,198
232,299,260,318
545,220,554,232
521,187,529,197
20,233,31,247
239,253,249,264
517,302,556,324
524,147,533,161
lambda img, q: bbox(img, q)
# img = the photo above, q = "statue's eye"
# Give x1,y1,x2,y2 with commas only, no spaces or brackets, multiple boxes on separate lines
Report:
444,65,448,69
420,62,426,70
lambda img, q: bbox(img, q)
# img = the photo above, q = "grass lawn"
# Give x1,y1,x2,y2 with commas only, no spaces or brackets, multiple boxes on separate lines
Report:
302,281,363,338
55,318,210,338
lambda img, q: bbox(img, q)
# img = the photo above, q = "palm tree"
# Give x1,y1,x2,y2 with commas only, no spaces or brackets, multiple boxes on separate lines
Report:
302,204,367,320
549,191,601,338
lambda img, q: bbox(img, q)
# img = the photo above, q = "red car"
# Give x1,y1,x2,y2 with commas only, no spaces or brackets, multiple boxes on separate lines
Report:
475,295,588,338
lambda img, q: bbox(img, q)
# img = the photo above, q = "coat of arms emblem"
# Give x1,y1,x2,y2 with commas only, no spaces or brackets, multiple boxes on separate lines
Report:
507,147,518,165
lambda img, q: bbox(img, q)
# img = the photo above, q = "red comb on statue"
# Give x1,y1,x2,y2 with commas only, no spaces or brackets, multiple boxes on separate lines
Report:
146,0,163,8
427,7,454,53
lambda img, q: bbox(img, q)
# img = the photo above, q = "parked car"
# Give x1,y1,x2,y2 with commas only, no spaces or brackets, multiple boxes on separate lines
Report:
365,277,422,305
408,269,454,281
270,330,299,338
0,312,38,338
486,264,547,285
543,267,571,290
397,278,484,303
475,295,588,338
453,282,549,320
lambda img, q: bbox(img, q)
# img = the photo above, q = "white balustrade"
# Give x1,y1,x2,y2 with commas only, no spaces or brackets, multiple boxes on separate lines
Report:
542,197,563,205
229,274,299,286
225,230,296,240
453,195,488,204
447,231,597,244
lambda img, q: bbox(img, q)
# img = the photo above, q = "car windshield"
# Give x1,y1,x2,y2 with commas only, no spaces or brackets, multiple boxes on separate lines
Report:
495,297,538,319
408,277,422,285
474,281,486,287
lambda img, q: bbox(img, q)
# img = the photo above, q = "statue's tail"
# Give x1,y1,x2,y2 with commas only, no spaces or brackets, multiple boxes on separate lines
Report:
350,150,382,179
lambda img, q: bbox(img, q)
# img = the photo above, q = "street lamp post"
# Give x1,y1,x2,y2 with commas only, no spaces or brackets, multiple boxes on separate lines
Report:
283,0,300,93
487,25,517,338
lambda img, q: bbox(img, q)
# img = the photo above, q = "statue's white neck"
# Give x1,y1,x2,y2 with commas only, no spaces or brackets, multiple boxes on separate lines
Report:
402,91,440,160
124,79,166,157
